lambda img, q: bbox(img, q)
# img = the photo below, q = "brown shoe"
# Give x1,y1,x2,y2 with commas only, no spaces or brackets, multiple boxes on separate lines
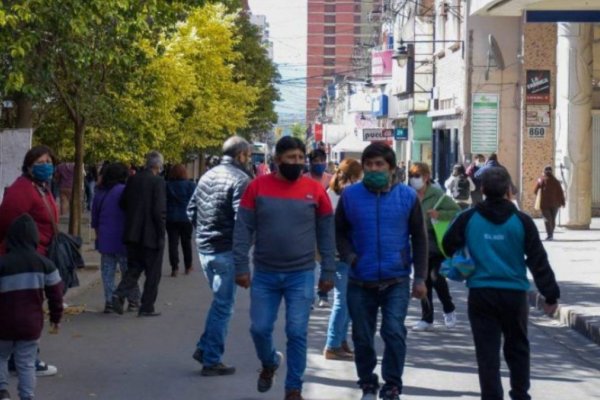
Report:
285,389,304,400
324,347,354,361
341,341,354,355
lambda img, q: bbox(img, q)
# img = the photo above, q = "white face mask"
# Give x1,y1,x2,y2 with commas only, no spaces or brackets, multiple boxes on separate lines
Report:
409,177,425,190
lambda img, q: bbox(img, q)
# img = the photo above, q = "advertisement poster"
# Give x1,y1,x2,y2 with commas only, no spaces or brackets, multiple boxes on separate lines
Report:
526,70,551,103
371,49,393,82
526,104,551,127
471,93,499,154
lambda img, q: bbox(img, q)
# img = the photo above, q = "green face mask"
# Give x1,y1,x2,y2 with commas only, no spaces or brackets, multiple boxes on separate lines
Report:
363,171,390,191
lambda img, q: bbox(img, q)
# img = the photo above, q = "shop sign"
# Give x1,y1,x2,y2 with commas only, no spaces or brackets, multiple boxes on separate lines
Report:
526,70,551,104
471,93,499,154
528,127,546,139
363,128,393,141
394,128,408,141
526,104,551,127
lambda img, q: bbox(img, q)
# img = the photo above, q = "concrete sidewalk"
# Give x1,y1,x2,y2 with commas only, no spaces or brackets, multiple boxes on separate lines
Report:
529,217,600,345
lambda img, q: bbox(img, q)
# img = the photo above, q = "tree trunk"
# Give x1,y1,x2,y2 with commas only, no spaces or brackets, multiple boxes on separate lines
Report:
69,119,85,236
14,92,33,129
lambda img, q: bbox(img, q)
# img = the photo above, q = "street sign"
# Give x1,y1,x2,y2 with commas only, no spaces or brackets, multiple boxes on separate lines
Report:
394,128,408,141
528,127,546,139
363,128,393,141
471,93,499,154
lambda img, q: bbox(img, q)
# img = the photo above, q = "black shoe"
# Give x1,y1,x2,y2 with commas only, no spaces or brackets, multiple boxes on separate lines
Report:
192,349,204,365
201,363,236,376
380,386,400,400
137,310,161,317
112,296,124,315
546,236,554,241
257,351,283,393
103,302,114,314
0,389,11,400
127,302,139,313
360,383,378,400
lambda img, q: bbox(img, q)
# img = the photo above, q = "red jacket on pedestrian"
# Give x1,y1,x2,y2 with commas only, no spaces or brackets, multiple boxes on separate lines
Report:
0,175,58,256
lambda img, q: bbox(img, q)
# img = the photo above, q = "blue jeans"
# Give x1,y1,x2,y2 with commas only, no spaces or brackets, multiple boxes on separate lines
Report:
250,268,315,391
197,251,237,366
101,253,139,304
347,280,410,393
326,261,350,349
0,340,38,400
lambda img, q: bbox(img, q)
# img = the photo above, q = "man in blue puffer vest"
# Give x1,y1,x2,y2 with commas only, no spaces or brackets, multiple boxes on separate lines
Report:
336,142,428,400
443,167,560,400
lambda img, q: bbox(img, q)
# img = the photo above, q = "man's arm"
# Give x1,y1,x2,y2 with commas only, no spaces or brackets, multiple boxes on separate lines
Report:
233,182,257,276
187,182,200,227
335,195,356,267
517,213,560,304
442,209,475,257
232,176,250,218
153,178,167,236
408,199,428,283
316,188,335,282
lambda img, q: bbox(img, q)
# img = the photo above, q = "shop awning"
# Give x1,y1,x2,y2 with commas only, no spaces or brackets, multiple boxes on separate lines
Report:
331,134,371,153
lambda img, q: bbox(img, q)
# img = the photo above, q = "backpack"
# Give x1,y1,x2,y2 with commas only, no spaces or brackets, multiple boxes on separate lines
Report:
454,176,470,201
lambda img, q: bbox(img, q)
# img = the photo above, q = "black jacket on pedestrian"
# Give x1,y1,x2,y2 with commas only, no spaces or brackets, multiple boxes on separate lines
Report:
120,169,166,250
187,156,251,254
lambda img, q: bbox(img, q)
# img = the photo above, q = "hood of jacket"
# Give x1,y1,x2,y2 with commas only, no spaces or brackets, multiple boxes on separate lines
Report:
6,214,39,252
475,198,518,225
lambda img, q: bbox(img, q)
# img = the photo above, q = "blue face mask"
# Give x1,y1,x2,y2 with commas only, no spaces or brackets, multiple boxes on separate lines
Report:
31,163,54,182
310,163,326,176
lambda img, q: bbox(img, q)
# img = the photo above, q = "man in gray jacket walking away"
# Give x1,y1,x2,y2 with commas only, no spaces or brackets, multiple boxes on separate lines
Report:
187,136,252,376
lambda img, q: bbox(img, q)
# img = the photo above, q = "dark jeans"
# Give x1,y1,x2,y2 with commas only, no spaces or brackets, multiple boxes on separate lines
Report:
166,221,193,271
420,254,455,323
347,280,410,393
114,244,164,313
541,207,559,238
468,288,530,400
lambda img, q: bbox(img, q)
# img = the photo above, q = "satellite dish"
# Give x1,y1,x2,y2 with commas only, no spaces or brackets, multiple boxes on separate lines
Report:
486,34,505,80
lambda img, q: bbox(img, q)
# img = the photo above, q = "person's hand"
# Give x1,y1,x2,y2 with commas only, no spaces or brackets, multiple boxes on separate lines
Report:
543,301,558,316
49,323,60,334
411,281,427,299
318,280,334,294
427,209,439,219
235,273,251,289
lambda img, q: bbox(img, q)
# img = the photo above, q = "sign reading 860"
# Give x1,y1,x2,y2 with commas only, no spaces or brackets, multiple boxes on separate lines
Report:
528,127,545,139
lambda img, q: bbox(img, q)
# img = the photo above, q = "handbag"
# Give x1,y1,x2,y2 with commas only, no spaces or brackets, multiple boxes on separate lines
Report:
38,187,83,293
534,189,542,211
431,195,451,258
440,247,475,282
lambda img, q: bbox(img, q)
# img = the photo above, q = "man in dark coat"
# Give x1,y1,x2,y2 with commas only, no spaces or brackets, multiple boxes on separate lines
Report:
534,165,565,240
112,151,166,317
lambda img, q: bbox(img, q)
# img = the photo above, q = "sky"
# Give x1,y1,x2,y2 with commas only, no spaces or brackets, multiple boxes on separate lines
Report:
248,0,307,121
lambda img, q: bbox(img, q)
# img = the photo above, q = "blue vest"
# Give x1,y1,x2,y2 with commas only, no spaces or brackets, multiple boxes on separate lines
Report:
341,183,417,282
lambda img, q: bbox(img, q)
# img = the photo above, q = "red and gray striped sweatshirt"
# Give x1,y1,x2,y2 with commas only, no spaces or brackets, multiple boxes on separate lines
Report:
0,214,63,341
233,173,336,280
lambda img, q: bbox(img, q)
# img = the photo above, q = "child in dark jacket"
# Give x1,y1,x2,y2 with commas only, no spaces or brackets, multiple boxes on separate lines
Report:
0,214,63,400
443,167,560,400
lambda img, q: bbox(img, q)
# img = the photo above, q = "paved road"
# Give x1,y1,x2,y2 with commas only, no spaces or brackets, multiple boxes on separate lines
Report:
7,253,600,400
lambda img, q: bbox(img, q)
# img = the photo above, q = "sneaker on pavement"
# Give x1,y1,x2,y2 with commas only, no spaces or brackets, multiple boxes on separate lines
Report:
0,389,11,400
323,347,354,361
412,320,434,331
201,363,236,376
127,302,139,313
111,296,124,315
36,361,57,377
284,389,304,400
103,302,113,314
192,349,204,365
444,311,457,329
257,351,283,393
380,386,400,400
360,383,378,400
317,299,330,308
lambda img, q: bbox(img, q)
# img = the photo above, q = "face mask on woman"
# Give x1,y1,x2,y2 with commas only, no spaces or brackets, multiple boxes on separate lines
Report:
409,177,425,190
31,163,54,182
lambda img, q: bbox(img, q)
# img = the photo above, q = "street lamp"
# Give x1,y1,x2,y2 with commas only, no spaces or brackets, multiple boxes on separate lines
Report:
393,38,465,63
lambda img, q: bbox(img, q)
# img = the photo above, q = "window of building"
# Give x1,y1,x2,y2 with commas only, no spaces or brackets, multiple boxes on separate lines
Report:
325,26,336,34
325,36,336,45
325,5,335,13
325,15,335,23
324,58,335,66
324,47,336,56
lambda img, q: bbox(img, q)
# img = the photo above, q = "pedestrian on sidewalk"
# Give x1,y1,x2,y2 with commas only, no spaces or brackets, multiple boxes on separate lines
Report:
166,164,196,277
55,161,75,217
92,163,140,314
112,151,166,317
336,143,428,400
534,165,565,241
467,154,485,205
84,163,98,212
304,149,333,308
409,162,460,332
445,163,475,210
234,136,335,400
187,136,252,376
0,145,61,377
443,166,560,400
0,214,64,400
324,158,362,361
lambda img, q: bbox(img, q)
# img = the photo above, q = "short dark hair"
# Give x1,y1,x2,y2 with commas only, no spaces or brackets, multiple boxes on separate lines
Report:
453,163,466,175
481,167,511,199
488,153,498,162
22,145,55,173
101,162,129,189
308,149,326,163
361,142,396,169
275,136,305,156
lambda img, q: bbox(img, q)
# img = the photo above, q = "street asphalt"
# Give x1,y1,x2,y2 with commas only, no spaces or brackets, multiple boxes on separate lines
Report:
5,218,600,400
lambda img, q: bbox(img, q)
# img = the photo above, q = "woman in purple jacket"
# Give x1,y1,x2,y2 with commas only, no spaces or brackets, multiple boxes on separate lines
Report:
92,163,140,313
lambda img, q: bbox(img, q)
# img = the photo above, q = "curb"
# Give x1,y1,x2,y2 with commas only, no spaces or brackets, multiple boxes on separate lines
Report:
528,291,600,346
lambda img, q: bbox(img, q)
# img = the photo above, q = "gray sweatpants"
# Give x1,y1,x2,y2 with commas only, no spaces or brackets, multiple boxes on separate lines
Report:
0,340,38,400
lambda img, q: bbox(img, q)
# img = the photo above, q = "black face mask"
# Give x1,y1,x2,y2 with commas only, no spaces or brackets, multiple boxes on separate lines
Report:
278,163,304,181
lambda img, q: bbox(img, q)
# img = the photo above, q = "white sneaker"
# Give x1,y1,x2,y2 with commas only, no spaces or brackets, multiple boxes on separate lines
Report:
35,362,58,377
318,299,330,308
412,320,434,331
444,312,457,329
